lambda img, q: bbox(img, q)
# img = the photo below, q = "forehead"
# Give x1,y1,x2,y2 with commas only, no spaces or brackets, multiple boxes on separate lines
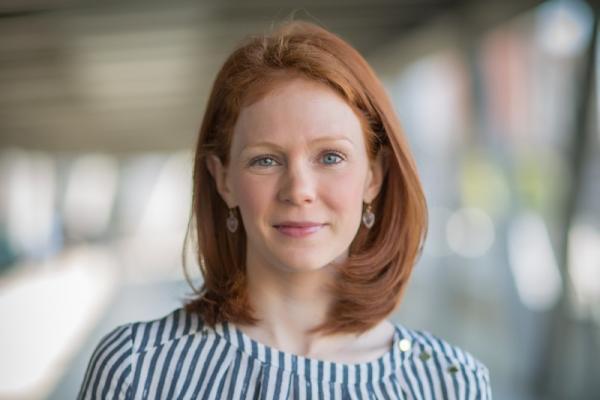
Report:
232,78,365,150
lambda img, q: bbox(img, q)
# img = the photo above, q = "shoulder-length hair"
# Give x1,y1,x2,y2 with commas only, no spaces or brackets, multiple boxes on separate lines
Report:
184,20,428,336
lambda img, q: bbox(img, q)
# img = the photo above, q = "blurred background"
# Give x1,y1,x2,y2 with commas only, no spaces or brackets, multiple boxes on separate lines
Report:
0,0,598,398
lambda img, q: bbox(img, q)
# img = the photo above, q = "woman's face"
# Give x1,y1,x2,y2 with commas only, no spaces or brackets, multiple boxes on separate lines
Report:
207,78,383,273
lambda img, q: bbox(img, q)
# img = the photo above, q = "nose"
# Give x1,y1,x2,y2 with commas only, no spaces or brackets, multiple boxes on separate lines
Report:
277,160,317,205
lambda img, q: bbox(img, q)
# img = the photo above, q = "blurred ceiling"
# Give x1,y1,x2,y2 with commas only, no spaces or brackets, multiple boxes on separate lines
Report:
0,0,540,153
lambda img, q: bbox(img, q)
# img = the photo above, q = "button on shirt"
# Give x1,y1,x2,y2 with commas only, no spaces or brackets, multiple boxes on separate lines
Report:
78,308,491,399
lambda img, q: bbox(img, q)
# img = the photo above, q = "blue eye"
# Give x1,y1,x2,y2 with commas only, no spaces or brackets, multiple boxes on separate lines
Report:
322,151,344,165
250,156,279,167
249,151,345,168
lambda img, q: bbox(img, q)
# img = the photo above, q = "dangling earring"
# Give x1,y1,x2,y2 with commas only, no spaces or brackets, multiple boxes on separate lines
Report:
226,207,239,233
362,202,375,229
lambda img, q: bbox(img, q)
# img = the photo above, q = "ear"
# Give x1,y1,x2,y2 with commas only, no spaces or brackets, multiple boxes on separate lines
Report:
363,147,387,203
205,154,236,208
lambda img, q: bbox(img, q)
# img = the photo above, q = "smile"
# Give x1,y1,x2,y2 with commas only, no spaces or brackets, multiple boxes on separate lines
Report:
274,224,324,238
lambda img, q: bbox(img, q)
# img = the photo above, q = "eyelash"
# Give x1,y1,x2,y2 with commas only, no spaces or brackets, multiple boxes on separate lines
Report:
249,150,346,168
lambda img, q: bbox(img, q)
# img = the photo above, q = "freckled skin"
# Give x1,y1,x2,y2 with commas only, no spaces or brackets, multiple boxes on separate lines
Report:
206,77,388,359
231,80,376,276
225,78,380,274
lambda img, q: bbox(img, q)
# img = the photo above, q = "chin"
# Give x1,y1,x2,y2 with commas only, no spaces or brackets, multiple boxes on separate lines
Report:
278,253,339,273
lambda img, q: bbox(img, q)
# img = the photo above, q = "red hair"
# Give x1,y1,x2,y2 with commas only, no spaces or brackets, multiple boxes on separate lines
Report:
184,20,428,336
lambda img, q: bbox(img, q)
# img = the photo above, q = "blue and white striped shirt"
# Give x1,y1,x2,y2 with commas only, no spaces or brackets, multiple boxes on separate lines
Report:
78,308,491,399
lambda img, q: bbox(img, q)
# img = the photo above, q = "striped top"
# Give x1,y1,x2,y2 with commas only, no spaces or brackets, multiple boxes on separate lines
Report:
78,307,491,399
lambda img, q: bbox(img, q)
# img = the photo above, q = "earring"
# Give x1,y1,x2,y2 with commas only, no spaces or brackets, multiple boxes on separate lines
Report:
362,202,375,229
226,207,239,233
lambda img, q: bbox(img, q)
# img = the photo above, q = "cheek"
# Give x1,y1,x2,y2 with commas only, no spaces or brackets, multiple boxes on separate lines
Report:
232,165,367,217
235,176,274,216
321,169,366,211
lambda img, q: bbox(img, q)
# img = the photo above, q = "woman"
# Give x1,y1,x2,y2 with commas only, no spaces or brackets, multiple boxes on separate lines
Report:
79,21,491,399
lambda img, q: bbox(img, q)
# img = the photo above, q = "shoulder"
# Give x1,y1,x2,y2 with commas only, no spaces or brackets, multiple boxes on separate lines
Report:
393,323,492,400
127,307,207,353
78,307,205,400
78,323,134,399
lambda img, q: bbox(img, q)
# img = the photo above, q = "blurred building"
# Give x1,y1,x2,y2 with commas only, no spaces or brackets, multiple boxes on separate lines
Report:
0,0,598,399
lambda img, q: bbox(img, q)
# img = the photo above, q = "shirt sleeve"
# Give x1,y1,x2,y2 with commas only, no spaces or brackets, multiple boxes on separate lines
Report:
450,341,493,399
475,363,493,400
77,324,133,400
408,329,493,399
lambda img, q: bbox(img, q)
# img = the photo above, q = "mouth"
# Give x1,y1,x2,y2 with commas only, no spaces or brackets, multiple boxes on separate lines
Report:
273,223,325,238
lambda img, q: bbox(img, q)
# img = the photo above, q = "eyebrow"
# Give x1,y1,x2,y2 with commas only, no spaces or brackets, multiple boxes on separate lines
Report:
242,136,354,151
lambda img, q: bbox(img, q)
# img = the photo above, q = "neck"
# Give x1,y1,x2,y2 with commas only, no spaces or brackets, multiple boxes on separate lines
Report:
236,251,396,363
241,252,355,357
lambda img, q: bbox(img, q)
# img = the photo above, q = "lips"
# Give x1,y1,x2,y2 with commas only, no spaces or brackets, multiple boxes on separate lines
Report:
273,221,323,228
273,222,325,238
